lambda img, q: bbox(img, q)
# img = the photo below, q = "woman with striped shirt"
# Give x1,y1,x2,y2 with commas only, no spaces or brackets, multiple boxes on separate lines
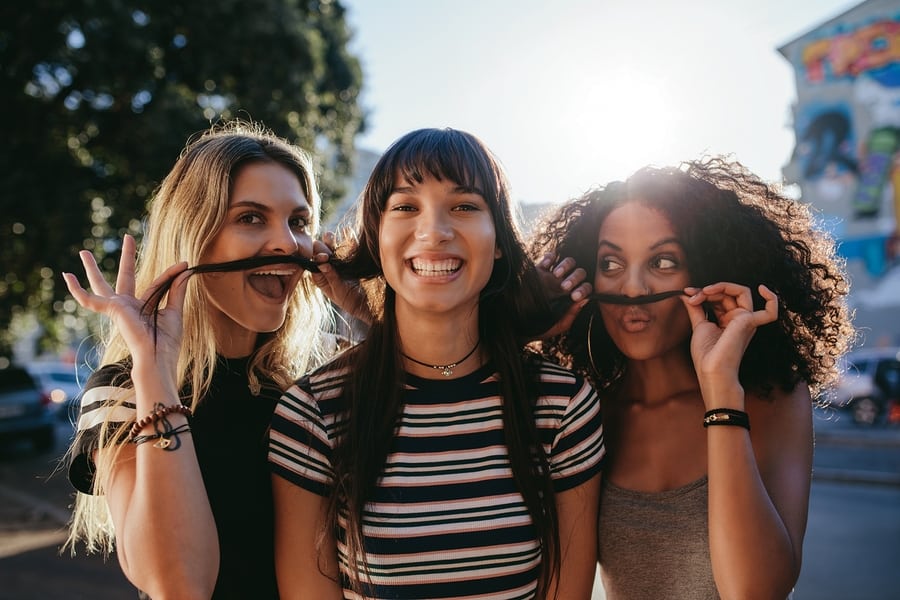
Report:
269,128,605,599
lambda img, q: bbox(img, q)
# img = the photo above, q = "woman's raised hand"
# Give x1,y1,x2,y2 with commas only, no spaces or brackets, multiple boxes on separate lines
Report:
534,253,592,340
310,231,373,324
681,283,778,402
62,234,190,378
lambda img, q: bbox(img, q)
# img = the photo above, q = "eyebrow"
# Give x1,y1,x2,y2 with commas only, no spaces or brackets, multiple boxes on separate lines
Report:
229,200,310,214
390,185,483,195
597,236,681,252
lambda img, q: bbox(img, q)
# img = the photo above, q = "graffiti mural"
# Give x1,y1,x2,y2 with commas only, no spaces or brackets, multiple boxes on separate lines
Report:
780,0,900,278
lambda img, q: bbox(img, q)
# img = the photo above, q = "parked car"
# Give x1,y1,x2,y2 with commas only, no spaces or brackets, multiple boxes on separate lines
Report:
829,347,900,426
0,364,56,451
25,361,86,424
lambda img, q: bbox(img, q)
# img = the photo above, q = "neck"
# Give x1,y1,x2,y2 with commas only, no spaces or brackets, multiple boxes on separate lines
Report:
402,340,481,378
618,349,699,406
395,309,482,378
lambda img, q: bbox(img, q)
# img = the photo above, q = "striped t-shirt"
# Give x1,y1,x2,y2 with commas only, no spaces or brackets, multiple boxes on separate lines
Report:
269,359,605,599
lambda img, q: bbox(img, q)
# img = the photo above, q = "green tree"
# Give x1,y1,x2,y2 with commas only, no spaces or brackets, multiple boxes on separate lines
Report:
0,0,364,357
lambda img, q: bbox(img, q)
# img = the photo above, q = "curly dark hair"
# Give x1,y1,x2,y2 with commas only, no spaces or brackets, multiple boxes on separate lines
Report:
529,157,856,397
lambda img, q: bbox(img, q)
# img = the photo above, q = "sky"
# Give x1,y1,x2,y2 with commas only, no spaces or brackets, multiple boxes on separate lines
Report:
341,0,863,205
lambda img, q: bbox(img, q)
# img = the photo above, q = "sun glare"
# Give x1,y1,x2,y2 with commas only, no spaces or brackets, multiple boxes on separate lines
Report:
579,69,677,171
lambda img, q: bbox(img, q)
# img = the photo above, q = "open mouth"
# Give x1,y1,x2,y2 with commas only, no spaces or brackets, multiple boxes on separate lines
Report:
248,268,297,298
409,258,462,277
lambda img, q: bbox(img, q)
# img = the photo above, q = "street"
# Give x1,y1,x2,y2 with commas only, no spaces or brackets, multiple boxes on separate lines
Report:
1,410,899,599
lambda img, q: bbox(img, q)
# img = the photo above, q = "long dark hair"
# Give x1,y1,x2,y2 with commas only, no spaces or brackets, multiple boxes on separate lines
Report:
329,128,560,596
530,157,855,396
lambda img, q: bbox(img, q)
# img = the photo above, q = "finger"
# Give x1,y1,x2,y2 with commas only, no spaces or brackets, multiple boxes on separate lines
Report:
569,281,592,302
552,257,576,278
115,234,137,296
61,272,96,309
536,253,555,271
312,268,340,292
680,292,711,329
163,268,192,315
312,239,334,259
754,284,779,325
140,262,190,303
79,250,114,296
700,282,755,313
560,267,587,292
321,231,337,252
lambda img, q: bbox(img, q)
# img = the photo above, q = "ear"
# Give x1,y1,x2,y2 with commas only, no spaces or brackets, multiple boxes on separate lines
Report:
494,246,502,260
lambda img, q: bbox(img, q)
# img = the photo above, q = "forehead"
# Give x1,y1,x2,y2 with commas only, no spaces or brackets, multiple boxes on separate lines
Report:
599,203,677,242
230,162,310,208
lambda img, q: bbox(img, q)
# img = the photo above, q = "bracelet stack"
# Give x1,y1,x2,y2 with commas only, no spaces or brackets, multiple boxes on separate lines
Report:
128,404,193,439
702,408,750,431
131,423,192,448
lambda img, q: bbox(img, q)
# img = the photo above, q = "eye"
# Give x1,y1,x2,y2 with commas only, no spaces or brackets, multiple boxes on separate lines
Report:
597,256,624,273
289,215,309,230
652,255,680,270
452,202,481,212
237,212,264,225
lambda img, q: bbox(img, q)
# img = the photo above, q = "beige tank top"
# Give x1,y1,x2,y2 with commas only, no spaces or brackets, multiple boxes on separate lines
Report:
598,475,720,600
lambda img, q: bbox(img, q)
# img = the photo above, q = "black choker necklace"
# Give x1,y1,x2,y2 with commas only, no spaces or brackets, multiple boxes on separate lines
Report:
401,341,480,377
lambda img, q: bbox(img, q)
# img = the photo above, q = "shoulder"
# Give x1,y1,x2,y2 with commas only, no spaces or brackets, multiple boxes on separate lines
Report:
532,358,601,424
83,360,133,391
291,354,352,396
532,358,594,395
78,361,137,419
278,355,351,423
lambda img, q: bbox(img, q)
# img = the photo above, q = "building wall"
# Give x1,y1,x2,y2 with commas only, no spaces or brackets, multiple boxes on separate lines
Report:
780,0,900,286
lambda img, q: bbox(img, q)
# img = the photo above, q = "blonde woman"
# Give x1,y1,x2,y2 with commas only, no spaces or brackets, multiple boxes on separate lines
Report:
62,121,332,599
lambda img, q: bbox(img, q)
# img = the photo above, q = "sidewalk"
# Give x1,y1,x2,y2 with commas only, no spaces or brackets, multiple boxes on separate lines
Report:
812,407,900,486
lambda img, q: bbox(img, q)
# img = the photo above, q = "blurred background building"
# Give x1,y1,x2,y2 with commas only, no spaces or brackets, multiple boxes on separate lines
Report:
780,0,900,345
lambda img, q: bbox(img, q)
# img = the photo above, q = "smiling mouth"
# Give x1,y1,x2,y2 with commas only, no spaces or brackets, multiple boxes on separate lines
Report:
410,258,461,276
248,269,296,298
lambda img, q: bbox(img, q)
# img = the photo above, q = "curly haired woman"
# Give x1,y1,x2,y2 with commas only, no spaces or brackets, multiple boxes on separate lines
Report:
530,158,855,600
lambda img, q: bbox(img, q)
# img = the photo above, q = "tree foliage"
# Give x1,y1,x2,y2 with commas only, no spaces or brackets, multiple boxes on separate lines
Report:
0,0,364,356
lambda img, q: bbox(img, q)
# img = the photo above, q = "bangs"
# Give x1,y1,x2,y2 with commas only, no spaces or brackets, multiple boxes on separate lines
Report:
386,129,492,196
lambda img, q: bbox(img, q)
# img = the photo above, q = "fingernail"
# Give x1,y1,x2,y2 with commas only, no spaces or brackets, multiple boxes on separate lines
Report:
571,289,583,301
561,279,573,291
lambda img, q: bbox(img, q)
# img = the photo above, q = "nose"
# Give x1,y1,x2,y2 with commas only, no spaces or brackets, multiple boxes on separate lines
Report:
620,266,650,297
414,209,454,244
266,222,305,256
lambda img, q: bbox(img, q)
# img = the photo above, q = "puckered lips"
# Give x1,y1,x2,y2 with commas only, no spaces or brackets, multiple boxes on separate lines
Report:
619,306,653,333
408,256,462,278
247,264,301,299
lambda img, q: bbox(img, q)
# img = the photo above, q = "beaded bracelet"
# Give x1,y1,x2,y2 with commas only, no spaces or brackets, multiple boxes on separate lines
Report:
131,423,192,448
702,408,750,431
128,404,193,439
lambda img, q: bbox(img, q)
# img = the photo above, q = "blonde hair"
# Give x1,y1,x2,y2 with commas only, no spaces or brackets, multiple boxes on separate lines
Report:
67,120,332,553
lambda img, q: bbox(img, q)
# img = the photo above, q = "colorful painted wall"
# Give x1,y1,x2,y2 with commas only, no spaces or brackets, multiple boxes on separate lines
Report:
780,0,900,279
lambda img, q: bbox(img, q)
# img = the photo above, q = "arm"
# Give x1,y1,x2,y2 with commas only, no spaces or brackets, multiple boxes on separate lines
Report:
551,472,601,600
272,475,343,599
64,235,219,600
684,283,811,599
706,386,811,600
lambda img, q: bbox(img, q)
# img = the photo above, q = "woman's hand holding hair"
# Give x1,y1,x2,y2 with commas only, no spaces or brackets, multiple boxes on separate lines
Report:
310,231,373,324
681,283,778,409
62,234,189,391
534,253,592,340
